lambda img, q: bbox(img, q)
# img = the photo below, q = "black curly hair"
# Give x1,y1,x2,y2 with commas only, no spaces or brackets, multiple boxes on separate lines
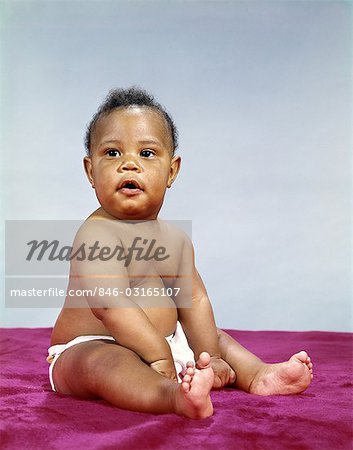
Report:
85,86,178,156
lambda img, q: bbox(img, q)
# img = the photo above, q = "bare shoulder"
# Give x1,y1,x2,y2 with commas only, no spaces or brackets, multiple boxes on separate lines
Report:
157,220,193,250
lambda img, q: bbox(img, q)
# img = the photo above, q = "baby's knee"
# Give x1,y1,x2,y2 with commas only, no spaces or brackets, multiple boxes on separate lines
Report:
81,341,144,385
52,341,111,396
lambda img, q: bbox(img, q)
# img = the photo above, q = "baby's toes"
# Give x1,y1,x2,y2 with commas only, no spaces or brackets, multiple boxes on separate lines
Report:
182,374,191,393
293,351,308,364
306,360,314,378
196,352,211,369
186,366,195,377
186,361,194,369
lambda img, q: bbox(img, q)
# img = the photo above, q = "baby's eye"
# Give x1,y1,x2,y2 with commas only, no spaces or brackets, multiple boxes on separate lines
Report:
140,149,155,158
106,149,121,158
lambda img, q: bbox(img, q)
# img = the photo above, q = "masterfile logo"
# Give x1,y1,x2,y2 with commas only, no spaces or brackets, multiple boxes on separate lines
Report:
5,219,192,308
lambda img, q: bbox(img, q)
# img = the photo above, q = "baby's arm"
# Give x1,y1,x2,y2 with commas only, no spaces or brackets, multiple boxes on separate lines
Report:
71,222,176,378
178,267,220,359
92,304,175,370
177,244,235,387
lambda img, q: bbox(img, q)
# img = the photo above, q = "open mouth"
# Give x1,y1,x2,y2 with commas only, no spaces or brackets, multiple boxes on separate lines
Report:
124,182,139,189
118,179,143,194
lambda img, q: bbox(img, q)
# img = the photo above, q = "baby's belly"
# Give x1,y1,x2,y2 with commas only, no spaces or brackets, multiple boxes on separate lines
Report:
51,302,178,345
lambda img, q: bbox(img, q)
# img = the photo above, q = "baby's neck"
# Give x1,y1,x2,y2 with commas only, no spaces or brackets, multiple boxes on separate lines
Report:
89,207,159,222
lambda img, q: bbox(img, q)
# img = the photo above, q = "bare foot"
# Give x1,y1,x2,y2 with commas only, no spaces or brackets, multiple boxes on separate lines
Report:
249,351,313,396
174,352,214,419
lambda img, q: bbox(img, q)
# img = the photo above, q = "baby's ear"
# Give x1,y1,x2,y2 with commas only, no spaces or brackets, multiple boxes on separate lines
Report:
167,155,181,188
83,157,95,188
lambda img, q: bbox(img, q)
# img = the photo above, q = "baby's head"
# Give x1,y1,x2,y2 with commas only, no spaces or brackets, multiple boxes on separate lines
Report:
84,87,181,220
85,87,178,157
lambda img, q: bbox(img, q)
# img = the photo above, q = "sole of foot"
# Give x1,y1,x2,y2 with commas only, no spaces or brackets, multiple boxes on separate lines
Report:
250,350,313,396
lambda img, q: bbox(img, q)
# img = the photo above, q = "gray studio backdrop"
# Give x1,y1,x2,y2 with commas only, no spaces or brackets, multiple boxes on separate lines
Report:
1,1,351,331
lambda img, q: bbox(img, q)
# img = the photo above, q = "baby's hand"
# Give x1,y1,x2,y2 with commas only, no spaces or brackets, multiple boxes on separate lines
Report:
150,358,178,382
199,356,236,389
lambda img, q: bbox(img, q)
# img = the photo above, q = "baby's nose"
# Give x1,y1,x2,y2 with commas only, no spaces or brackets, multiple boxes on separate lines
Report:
119,156,141,171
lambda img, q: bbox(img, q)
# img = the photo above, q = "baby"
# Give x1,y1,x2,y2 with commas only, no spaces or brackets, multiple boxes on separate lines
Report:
48,87,313,419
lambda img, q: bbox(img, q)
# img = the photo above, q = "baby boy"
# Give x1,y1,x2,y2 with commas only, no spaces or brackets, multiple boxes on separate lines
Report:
48,87,313,419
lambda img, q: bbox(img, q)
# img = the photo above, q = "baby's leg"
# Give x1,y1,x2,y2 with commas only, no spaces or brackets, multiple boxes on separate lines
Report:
216,328,313,395
52,340,214,418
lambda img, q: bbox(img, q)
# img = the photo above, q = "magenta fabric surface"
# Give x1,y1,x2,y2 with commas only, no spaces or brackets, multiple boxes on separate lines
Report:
1,328,352,450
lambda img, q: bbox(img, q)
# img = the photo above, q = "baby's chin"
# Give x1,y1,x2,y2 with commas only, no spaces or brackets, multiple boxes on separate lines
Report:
102,207,159,222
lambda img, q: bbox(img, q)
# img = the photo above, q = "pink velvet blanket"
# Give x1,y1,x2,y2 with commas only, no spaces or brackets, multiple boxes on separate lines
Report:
1,328,352,449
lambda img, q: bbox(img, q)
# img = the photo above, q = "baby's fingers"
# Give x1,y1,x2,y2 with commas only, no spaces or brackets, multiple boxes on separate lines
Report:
212,375,223,389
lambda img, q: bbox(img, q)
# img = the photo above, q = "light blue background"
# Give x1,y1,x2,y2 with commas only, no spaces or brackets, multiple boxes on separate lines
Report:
1,1,352,331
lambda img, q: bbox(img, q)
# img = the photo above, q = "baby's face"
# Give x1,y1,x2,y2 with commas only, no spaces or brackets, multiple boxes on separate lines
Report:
84,107,180,220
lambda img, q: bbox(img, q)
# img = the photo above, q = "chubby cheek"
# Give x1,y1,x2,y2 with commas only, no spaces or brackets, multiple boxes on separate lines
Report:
93,175,115,203
148,167,170,186
93,165,115,187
